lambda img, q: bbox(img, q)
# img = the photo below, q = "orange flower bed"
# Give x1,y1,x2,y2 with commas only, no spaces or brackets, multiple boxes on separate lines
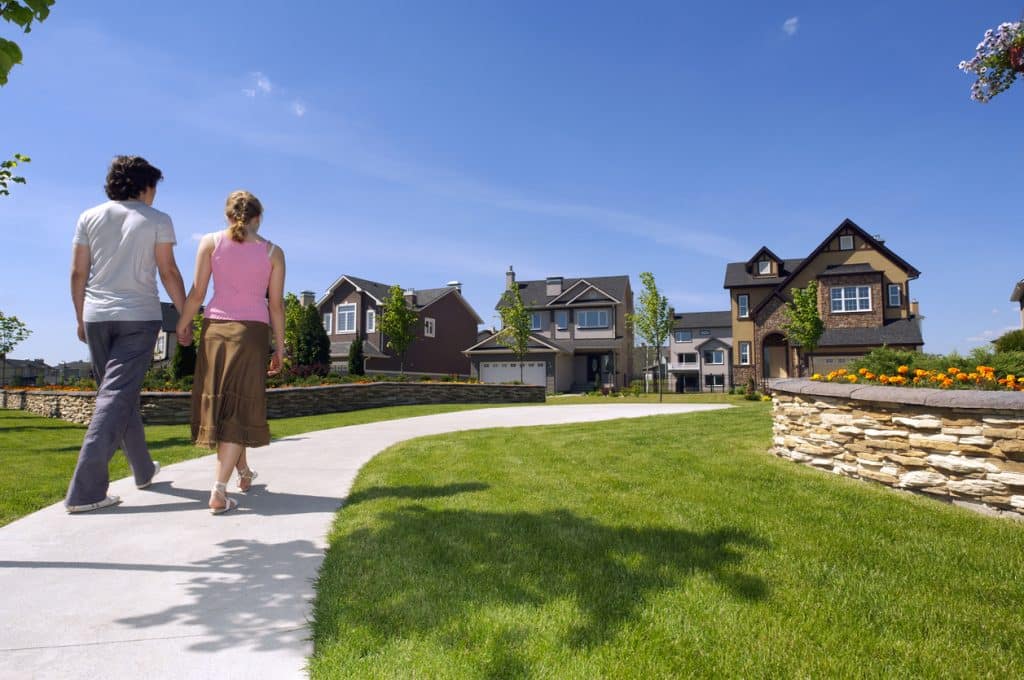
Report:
810,365,1022,391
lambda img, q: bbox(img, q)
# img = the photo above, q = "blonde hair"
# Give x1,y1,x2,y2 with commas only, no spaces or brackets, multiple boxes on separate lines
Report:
224,190,263,242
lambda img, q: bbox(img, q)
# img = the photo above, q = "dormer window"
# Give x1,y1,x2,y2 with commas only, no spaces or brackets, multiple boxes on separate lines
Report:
757,260,771,275
839,235,854,250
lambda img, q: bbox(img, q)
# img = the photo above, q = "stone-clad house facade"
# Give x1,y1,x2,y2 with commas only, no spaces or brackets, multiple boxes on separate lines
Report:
315,275,482,376
464,268,634,393
724,219,923,386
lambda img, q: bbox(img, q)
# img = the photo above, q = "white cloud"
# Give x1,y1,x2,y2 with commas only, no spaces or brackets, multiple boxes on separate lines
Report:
965,326,1017,343
783,17,799,37
254,71,272,94
292,101,306,117
242,88,256,98
190,233,205,242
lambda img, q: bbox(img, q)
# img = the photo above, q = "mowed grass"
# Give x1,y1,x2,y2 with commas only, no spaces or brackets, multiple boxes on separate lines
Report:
0,403,507,526
309,398,1024,678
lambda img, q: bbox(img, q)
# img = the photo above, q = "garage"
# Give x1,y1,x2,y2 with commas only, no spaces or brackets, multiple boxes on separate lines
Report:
479,360,546,386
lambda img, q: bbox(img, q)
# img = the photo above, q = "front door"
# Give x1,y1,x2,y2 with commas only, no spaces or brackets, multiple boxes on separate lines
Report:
763,334,789,379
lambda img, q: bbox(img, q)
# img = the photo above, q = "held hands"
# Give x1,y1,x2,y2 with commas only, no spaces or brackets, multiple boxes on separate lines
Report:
176,320,194,346
268,349,284,376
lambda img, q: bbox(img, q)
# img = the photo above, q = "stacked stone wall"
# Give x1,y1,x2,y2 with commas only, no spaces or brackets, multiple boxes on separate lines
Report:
0,383,545,426
772,379,1024,519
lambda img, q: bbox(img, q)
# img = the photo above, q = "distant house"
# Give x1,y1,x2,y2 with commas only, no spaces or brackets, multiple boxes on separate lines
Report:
668,310,732,392
464,268,634,392
152,302,182,368
315,276,482,376
1,358,51,386
723,218,923,384
1012,279,1024,328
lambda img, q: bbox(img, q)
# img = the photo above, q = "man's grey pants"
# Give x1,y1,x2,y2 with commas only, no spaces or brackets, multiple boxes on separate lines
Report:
65,320,161,507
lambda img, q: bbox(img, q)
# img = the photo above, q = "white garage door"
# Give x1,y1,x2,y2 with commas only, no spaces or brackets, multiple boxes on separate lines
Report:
479,361,546,386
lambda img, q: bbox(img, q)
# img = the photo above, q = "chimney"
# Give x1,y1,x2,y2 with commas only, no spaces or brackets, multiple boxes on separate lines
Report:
545,276,563,297
300,290,316,307
446,280,462,294
506,266,515,290
910,299,919,317
404,288,417,306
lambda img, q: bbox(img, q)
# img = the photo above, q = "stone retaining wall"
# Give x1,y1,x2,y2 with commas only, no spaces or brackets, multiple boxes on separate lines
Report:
772,379,1024,519
1,383,545,426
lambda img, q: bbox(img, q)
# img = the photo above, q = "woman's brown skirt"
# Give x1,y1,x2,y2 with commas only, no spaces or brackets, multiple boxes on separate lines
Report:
191,319,271,449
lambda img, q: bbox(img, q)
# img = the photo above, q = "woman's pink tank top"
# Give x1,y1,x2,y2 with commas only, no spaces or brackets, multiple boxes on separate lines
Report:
205,232,274,324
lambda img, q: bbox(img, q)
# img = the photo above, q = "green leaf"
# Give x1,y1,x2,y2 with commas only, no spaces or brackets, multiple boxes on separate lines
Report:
0,37,24,86
13,154,30,162
23,0,54,23
1,4,34,30
11,176,26,184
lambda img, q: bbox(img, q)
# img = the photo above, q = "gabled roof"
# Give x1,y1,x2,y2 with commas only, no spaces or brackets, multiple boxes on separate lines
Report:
673,310,731,329
694,336,733,349
723,259,804,288
329,339,390,359
817,318,924,348
463,332,569,355
746,246,785,268
750,218,921,316
497,275,630,310
317,275,480,322
1011,279,1024,303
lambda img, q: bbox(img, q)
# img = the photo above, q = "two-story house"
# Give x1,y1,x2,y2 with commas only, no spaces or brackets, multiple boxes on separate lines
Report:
464,267,634,392
315,275,482,376
667,310,732,392
1012,278,1024,328
724,219,923,386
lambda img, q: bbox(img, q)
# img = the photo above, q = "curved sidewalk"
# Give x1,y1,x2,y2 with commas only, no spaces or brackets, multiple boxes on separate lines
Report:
0,403,728,679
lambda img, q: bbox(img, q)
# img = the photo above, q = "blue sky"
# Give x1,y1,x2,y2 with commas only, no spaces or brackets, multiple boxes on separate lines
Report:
3,1,1023,365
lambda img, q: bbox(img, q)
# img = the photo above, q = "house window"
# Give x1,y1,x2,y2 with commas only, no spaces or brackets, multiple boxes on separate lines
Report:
703,349,725,365
679,352,697,364
336,303,356,333
577,309,609,328
424,317,436,338
737,342,753,364
323,313,332,333
737,294,749,318
366,309,376,333
555,310,568,330
830,286,872,313
699,329,711,336
839,235,854,250
704,374,725,388
530,312,543,331
887,284,901,308
674,330,692,343
757,260,771,275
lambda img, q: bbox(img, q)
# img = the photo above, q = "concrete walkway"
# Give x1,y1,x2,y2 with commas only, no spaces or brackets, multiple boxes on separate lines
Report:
0,403,727,679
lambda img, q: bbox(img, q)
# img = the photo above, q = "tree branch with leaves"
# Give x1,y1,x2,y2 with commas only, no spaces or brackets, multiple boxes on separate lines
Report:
626,272,672,401
495,283,532,383
781,280,824,377
0,309,31,386
380,285,418,374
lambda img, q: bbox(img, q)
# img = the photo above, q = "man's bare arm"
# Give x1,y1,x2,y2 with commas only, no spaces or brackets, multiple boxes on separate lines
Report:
70,245,91,342
155,242,187,313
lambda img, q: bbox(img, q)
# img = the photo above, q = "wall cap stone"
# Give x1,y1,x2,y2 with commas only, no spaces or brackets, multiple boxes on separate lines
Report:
773,379,1024,413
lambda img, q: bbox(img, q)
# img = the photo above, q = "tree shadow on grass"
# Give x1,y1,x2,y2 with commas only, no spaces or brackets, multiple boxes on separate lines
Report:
313,505,770,667
342,482,490,507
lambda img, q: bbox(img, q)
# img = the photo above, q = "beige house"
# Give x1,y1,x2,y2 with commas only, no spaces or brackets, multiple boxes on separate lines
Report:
465,268,634,393
1012,279,1024,328
724,219,923,385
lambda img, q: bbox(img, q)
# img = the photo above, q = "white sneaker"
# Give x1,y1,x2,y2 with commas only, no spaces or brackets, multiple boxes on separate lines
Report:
67,495,122,513
137,461,161,489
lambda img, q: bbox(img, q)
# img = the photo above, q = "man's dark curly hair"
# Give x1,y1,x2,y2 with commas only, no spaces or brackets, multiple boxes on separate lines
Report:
104,156,164,201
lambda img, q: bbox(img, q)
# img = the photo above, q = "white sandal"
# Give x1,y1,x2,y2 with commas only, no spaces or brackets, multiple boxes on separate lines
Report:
237,467,258,493
209,483,238,515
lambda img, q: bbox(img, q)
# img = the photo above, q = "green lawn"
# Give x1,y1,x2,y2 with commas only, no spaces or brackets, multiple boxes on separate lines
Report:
0,403,506,526
310,398,1024,678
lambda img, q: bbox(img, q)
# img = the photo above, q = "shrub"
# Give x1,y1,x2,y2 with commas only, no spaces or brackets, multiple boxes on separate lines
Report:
994,329,1024,353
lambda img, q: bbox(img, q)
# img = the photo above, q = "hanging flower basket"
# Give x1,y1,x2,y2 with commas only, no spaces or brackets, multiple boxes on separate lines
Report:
959,21,1024,102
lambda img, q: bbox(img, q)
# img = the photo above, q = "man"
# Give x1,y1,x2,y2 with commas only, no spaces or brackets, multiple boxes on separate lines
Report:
65,156,186,513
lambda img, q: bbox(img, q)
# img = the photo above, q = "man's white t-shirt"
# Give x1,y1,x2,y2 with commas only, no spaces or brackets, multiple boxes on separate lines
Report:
73,200,177,322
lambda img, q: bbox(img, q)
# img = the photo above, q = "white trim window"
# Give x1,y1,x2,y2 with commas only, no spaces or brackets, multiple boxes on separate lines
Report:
678,352,698,365
830,286,872,313
839,235,854,250
704,374,725,388
577,309,609,329
336,303,356,333
366,309,376,333
887,284,901,308
737,294,749,318
757,259,771,275
424,317,436,338
530,312,544,331
674,330,692,343
555,310,568,330
739,341,751,365
323,313,332,333
703,349,725,365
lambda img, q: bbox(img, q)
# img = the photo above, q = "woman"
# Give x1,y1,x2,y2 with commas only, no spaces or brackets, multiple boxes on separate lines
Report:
176,190,285,514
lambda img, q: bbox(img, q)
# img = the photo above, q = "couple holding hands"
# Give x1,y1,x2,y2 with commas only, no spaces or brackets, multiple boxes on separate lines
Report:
67,155,286,515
